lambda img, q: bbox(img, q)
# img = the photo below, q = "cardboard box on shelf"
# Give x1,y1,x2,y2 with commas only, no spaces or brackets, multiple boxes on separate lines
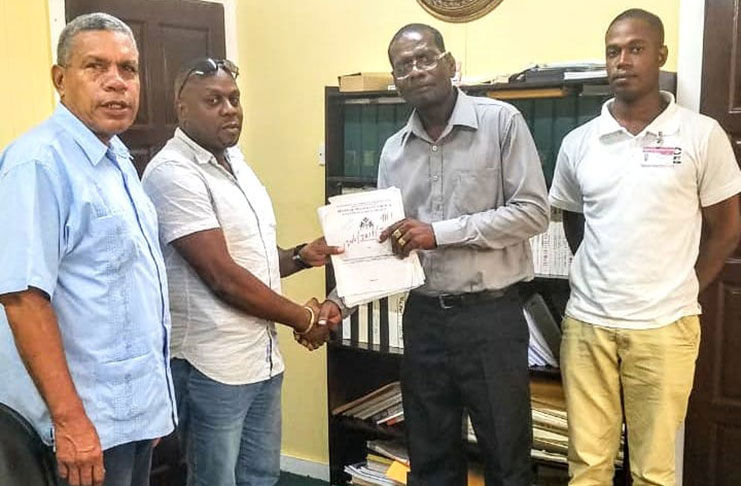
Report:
339,72,395,92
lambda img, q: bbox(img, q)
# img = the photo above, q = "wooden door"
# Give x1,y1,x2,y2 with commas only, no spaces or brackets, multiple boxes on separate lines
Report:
684,1,741,484
66,0,226,175
64,3,226,484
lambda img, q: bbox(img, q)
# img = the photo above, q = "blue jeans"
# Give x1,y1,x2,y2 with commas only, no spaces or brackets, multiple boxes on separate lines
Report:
171,359,282,486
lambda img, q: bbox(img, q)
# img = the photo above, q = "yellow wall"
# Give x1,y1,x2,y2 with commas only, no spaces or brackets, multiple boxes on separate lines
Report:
236,0,680,465
0,0,55,149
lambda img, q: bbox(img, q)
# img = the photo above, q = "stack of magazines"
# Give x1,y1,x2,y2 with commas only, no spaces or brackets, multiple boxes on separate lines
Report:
331,382,404,426
344,440,408,486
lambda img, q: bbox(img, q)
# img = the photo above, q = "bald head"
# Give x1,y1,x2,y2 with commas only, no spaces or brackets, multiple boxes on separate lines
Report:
388,23,445,64
607,8,664,45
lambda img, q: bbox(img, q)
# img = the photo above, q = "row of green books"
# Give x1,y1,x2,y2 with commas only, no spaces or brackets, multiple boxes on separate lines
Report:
508,94,607,187
340,93,609,187
343,102,412,178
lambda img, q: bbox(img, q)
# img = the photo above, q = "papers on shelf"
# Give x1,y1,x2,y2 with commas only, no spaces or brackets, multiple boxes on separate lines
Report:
523,293,561,368
318,187,425,307
529,208,572,278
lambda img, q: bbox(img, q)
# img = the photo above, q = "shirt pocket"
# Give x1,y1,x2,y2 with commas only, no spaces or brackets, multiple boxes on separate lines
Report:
451,167,501,215
87,213,138,270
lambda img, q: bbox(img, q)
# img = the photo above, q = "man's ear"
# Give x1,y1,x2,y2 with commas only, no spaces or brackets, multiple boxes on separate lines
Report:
444,53,457,78
51,65,65,99
658,45,668,68
175,98,187,125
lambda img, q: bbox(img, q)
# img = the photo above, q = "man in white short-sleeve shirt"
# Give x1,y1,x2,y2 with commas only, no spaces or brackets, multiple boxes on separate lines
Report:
549,9,741,486
141,58,342,486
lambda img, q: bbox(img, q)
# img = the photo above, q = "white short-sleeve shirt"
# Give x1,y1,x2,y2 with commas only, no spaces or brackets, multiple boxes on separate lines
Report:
142,128,284,384
549,92,741,329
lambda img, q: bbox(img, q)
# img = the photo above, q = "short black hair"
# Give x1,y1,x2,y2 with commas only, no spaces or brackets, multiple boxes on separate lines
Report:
608,8,665,45
387,23,446,64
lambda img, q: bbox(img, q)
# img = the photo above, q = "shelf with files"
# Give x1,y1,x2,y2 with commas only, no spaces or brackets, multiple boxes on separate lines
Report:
327,341,630,486
325,73,676,191
322,75,681,485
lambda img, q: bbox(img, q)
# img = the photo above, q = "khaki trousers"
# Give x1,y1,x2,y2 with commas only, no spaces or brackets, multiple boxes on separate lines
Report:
561,315,700,486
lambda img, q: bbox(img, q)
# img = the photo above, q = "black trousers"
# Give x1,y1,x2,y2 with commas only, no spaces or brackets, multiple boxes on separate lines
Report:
401,288,532,486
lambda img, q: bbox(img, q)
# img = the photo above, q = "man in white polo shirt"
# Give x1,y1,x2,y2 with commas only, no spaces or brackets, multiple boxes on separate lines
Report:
549,9,741,486
141,57,342,486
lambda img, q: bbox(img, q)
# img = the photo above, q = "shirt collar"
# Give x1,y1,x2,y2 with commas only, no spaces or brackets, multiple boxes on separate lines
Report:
174,127,243,172
598,91,679,139
52,103,130,166
174,127,219,165
401,88,478,145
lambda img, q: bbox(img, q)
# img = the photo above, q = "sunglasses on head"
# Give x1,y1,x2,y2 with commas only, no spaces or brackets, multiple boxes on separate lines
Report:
176,58,240,97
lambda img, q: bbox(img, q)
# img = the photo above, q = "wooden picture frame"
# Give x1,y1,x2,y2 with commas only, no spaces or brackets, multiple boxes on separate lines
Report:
417,0,504,23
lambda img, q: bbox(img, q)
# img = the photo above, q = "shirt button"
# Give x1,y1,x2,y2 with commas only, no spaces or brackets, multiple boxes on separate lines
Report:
432,145,438,152
432,175,439,182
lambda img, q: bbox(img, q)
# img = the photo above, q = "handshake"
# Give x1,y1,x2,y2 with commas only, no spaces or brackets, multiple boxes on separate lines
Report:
293,298,342,351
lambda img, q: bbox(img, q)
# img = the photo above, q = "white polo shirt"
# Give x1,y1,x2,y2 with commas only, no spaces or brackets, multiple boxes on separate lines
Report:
550,92,741,329
142,128,284,384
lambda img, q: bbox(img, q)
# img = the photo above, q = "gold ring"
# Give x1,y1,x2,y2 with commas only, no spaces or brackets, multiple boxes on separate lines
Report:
398,237,407,246
392,229,402,239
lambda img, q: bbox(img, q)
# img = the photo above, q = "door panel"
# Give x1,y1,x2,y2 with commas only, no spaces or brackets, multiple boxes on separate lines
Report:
684,2,741,483
66,0,225,175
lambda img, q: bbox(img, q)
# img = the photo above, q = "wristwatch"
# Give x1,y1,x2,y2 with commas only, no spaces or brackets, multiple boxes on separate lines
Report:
292,243,312,269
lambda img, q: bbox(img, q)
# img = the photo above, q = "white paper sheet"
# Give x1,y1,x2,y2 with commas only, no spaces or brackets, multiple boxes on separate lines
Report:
318,187,425,306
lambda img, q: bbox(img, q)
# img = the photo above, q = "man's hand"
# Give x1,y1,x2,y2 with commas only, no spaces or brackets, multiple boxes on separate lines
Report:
317,299,342,329
299,237,344,267
294,298,331,351
54,413,104,486
379,218,437,258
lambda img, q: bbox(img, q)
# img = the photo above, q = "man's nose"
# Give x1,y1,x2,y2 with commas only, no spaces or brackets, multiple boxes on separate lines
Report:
407,61,426,79
220,99,238,115
102,67,127,91
617,49,631,66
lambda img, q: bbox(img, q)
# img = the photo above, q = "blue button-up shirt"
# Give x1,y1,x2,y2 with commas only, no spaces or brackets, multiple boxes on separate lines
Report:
0,104,176,450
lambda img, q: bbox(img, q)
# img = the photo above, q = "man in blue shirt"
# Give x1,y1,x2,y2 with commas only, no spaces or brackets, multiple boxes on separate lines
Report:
0,13,175,486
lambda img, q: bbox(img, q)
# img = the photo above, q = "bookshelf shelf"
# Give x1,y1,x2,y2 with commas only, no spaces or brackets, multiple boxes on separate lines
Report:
331,415,404,440
331,339,405,356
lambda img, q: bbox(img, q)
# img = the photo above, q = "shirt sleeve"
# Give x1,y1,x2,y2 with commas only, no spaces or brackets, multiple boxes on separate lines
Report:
432,112,550,249
698,121,741,207
549,134,584,213
0,161,65,298
142,160,220,245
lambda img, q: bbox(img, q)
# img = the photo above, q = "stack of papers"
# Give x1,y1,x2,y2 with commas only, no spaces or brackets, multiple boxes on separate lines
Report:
344,463,402,486
318,187,425,307
522,293,561,367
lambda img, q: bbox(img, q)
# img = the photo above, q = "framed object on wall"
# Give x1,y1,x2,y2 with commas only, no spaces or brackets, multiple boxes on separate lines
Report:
417,0,504,23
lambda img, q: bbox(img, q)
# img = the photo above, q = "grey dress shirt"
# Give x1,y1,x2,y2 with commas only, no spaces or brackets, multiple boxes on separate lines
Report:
378,89,549,296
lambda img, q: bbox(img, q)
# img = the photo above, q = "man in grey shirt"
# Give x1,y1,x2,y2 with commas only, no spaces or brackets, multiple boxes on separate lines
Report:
378,24,548,486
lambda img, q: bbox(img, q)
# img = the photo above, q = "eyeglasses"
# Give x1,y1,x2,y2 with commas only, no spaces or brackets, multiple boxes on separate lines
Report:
393,51,449,81
176,58,240,97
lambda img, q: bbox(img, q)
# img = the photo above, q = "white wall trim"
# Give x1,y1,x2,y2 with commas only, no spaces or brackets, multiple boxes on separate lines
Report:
203,0,239,62
47,0,66,66
280,454,330,481
47,0,239,67
675,4,706,484
677,0,705,111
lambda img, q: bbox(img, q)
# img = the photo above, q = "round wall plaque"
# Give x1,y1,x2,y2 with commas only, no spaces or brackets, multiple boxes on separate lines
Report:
417,0,504,23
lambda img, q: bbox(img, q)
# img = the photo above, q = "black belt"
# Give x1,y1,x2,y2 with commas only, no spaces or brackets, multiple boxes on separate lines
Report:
411,287,512,310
